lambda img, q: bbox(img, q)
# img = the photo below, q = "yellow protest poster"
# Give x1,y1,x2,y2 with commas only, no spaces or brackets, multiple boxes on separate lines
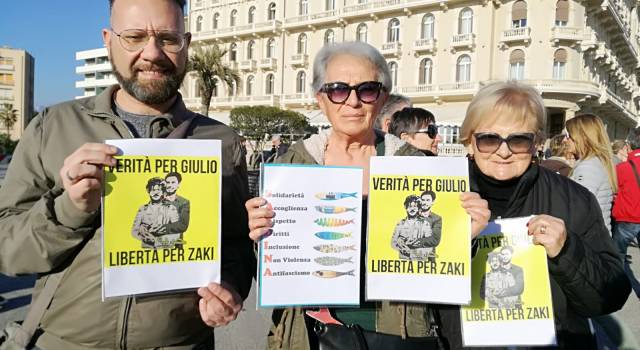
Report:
366,156,471,304
461,217,556,346
101,139,221,299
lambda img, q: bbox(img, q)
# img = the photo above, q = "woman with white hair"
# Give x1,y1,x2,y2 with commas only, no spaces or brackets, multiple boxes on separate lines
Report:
437,81,630,349
245,42,490,350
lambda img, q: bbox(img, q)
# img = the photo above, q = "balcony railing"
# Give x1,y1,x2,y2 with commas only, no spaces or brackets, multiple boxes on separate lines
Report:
438,144,467,157
290,54,309,67
381,42,402,56
550,26,584,44
259,58,277,70
439,81,476,90
520,79,601,97
0,64,14,71
239,60,257,71
400,84,436,94
283,93,315,104
193,20,281,39
184,95,281,108
500,27,531,45
413,38,437,53
451,33,475,51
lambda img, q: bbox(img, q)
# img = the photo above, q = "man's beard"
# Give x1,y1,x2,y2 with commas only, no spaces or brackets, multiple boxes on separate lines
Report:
112,59,187,105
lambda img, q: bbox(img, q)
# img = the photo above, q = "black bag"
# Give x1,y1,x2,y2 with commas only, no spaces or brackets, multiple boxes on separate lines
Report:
314,322,441,350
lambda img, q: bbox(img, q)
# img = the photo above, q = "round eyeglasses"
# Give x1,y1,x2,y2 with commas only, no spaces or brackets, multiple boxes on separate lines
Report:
319,81,386,104
111,29,189,53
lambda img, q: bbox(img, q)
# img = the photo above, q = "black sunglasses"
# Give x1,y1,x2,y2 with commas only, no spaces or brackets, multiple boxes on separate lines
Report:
473,132,535,154
319,81,386,104
415,124,438,139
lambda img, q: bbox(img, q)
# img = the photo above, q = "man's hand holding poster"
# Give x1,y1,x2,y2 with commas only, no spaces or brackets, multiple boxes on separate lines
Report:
461,217,556,347
366,156,471,304
102,139,221,299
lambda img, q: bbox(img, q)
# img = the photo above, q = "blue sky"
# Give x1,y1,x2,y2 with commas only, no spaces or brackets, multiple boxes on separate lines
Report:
0,2,110,109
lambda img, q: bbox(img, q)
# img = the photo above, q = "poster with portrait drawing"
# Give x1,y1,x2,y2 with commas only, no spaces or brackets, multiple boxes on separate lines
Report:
102,139,221,299
366,156,471,304
461,217,556,346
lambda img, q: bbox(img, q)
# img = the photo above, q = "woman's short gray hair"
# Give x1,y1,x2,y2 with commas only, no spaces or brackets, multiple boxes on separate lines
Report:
460,81,546,145
311,41,391,93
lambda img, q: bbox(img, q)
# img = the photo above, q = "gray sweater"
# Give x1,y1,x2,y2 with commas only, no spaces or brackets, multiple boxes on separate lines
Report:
570,157,614,234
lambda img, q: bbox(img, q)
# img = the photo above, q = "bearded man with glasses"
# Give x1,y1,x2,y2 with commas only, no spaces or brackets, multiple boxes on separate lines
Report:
435,81,631,349
0,0,254,349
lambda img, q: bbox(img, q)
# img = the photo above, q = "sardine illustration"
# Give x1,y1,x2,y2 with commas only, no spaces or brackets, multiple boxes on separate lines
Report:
314,256,354,266
312,270,356,278
314,218,355,227
314,231,352,240
313,244,357,253
315,192,358,200
314,206,357,214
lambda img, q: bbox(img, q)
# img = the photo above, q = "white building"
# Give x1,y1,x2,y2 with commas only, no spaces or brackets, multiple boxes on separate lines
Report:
75,48,116,99
185,0,640,141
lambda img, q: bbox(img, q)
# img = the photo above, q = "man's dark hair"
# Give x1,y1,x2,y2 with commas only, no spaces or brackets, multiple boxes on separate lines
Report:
109,0,186,14
146,177,166,193
404,195,420,209
165,171,182,183
389,107,436,138
420,190,436,201
375,94,411,129
627,127,640,150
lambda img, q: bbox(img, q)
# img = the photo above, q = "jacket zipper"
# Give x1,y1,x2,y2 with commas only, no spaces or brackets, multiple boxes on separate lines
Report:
119,296,132,350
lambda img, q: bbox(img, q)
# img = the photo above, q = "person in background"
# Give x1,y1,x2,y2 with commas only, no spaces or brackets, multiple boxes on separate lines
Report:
245,41,490,350
437,81,630,349
612,127,640,298
388,107,442,156
0,0,254,348
374,93,411,133
612,139,630,166
565,114,617,235
540,134,573,176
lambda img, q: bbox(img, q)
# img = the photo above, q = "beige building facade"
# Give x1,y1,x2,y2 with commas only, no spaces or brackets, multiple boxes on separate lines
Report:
0,47,34,140
185,0,640,142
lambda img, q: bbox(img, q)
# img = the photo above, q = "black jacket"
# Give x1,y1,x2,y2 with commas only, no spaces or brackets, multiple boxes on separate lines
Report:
437,163,631,350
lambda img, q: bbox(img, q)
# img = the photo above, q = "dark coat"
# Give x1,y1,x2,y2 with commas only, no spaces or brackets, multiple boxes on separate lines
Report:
437,163,631,350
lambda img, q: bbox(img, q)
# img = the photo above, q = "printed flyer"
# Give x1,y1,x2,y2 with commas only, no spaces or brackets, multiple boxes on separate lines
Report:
102,139,221,299
367,156,471,304
258,164,363,307
461,217,556,347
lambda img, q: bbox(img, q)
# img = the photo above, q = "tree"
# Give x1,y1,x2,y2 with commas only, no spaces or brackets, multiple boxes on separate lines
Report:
188,45,240,116
229,106,312,168
0,103,18,137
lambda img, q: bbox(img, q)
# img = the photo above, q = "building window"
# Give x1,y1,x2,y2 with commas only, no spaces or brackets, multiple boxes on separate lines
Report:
326,0,335,10
247,40,255,59
230,43,238,62
296,71,306,93
421,14,435,40
456,55,471,82
387,18,400,43
297,33,308,54
509,49,525,80
268,3,276,20
266,38,276,58
419,58,433,85
246,76,254,96
324,29,335,44
555,0,568,26
213,13,219,29
458,8,473,35
553,49,567,79
195,79,201,98
265,73,275,94
356,23,368,42
196,16,203,32
230,9,237,27
248,6,256,24
388,61,398,88
229,81,237,97
439,125,460,144
511,1,527,28
300,0,308,15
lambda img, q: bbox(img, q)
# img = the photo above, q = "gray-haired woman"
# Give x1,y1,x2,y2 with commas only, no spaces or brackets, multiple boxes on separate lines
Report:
245,42,490,350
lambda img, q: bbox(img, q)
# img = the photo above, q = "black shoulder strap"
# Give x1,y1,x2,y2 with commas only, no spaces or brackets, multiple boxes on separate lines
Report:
628,159,640,188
